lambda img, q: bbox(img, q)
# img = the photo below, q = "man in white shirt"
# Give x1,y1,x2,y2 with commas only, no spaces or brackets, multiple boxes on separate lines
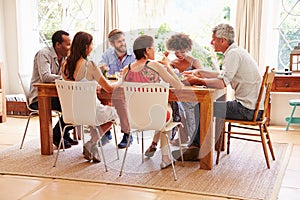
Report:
173,23,263,161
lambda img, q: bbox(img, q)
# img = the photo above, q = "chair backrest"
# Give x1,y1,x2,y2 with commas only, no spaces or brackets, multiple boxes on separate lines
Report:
55,79,97,126
123,82,170,131
18,73,32,106
253,66,275,121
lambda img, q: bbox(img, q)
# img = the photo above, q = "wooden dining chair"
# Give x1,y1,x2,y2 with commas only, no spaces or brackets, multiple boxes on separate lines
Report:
18,73,62,149
119,82,184,181
53,79,119,169
216,66,276,169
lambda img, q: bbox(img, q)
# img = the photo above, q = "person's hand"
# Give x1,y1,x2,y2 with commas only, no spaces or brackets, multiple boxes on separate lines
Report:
158,55,170,66
182,71,193,76
182,69,203,78
96,84,102,93
181,74,205,86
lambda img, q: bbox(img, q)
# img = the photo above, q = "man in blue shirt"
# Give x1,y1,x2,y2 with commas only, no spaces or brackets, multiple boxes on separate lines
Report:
99,29,135,148
99,29,135,75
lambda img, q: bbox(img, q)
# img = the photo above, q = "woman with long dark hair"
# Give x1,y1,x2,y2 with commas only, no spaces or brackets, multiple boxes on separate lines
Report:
62,31,119,162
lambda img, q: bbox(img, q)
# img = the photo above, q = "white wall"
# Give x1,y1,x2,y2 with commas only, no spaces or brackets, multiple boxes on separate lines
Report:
270,93,300,126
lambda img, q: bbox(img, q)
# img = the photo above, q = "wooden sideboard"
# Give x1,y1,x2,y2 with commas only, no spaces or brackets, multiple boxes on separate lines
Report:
0,62,6,123
267,73,300,125
271,74,300,92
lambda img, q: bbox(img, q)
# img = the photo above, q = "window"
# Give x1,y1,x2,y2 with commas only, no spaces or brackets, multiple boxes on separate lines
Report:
17,0,236,73
17,0,102,74
118,0,236,70
277,0,300,71
36,0,101,47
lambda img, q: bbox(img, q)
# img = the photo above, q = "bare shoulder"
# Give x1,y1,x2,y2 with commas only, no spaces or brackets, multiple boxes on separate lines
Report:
122,65,129,73
87,60,97,68
147,60,163,70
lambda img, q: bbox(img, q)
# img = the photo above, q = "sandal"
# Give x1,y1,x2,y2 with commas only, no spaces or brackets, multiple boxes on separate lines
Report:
144,142,157,157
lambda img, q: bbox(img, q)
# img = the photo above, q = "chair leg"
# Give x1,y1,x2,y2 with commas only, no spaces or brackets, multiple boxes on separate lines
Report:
227,122,231,154
286,105,297,131
57,114,65,150
177,124,184,166
119,131,133,176
97,128,108,172
74,125,84,143
141,131,144,163
19,114,32,149
264,124,275,160
80,126,85,149
259,124,271,169
164,133,177,181
112,122,119,160
53,126,68,167
216,126,225,165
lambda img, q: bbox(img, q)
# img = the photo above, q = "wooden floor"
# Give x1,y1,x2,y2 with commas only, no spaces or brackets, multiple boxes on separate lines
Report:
0,116,299,200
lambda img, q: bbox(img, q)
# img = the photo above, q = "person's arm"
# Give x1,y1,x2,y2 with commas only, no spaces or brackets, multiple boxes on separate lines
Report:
89,61,115,93
160,56,181,81
112,65,129,87
182,73,226,89
194,69,219,78
151,61,184,89
36,52,61,82
202,78,226,88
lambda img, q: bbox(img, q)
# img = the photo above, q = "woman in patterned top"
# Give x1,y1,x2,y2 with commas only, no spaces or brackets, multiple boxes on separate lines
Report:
119,35,183,169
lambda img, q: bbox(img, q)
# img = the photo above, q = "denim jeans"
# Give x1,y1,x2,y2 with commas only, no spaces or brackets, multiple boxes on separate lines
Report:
29,97,73,142
190,100,263,148
214,100,262,121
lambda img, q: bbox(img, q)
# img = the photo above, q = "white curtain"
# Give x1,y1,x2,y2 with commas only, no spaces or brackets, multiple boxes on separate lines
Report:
235,0,280,71
103,0,119,52
235,0,263,66
259,0,280,71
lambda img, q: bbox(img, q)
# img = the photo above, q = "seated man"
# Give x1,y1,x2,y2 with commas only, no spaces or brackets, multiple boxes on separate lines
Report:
172,23,263,161
98,29,135,148
28,30,77,149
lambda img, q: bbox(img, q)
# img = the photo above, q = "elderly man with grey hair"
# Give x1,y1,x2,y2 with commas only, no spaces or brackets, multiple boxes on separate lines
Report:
173,23,263,161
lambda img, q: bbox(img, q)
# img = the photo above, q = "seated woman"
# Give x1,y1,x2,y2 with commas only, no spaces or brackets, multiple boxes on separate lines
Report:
61,31,119,163
119,35,183,169
145,33,203,156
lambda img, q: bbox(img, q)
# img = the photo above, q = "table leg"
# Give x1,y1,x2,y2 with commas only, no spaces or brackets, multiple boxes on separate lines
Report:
199,101,213,170
214,94,226,151
38,95,53,155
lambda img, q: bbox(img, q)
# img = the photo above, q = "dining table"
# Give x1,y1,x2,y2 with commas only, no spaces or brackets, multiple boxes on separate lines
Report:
34,82,226,170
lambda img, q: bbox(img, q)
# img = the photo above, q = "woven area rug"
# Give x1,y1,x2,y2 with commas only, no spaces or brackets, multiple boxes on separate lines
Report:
0,136,291,200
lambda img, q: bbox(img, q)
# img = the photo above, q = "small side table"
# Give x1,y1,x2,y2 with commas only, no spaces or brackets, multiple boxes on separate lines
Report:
285,99,300,131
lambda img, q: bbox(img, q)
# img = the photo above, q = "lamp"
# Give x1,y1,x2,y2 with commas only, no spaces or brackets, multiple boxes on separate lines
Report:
290,42,300,72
